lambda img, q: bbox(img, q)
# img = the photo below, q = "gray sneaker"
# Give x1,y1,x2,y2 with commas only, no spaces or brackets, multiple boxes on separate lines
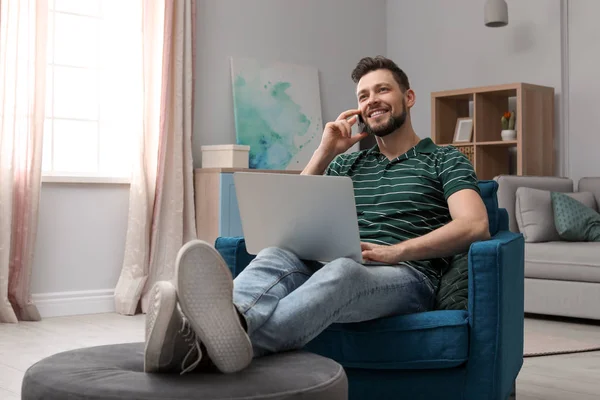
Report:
144,281,203,374
176,240,253,374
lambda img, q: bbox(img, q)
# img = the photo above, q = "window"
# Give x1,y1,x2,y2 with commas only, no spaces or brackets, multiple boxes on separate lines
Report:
43,0,143,180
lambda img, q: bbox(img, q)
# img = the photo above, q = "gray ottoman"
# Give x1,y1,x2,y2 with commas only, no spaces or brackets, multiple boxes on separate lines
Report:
22,342,347,399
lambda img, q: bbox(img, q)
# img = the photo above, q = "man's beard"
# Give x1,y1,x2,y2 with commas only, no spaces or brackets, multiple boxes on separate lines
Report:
365,109,407,138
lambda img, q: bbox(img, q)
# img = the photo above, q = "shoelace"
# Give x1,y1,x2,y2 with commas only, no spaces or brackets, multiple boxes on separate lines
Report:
179,319,203,375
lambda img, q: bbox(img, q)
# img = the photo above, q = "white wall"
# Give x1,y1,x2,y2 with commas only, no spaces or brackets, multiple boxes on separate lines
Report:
567,0,600,183
193,0,388,166
31,183,130,316
386,0,563,173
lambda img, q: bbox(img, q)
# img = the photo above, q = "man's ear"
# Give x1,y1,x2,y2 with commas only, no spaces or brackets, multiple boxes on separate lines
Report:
404,89,416,108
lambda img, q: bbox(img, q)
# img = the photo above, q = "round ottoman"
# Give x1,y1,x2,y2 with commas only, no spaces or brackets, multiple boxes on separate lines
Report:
22,342,347,400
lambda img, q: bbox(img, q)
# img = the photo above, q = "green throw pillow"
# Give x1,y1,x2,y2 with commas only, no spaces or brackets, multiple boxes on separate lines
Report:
551,191,600,241
435,252,468,311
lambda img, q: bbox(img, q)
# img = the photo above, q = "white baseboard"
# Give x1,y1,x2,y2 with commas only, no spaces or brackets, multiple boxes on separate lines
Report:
32,289,116,318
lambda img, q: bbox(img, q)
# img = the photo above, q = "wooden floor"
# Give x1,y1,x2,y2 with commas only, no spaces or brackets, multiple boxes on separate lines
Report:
1,313,599,399
0,313,144,400
518,315,600,400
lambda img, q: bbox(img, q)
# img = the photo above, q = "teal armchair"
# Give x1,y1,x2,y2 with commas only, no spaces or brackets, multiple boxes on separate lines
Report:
214,181,524,400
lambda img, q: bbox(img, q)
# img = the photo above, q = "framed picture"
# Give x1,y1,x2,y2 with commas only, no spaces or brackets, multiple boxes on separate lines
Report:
453,117,473,143
230,57,323,170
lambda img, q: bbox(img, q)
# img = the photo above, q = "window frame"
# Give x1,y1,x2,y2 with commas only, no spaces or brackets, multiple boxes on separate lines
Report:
42,0,138,184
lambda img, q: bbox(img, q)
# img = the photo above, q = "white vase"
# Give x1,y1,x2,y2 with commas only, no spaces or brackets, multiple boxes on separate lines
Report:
501,129,516,141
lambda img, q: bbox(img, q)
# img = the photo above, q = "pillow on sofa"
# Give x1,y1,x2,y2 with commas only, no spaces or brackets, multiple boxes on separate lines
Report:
551,192,600,241
515,187,597,242
435,252,468,311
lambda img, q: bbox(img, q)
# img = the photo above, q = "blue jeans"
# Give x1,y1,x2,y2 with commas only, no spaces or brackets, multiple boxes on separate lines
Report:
232,247,436,357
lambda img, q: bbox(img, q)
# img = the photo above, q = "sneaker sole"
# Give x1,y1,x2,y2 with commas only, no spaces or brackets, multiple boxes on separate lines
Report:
144,281,177,373
176,240,253,373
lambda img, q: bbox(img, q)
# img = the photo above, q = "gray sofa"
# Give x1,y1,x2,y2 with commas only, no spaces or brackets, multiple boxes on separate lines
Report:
495,175,600,320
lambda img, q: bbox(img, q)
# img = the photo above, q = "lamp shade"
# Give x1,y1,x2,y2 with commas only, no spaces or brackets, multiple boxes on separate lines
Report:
484,0,508,27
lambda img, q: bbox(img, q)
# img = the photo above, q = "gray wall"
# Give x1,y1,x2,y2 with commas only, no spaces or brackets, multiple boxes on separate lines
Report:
193,0,388,165
568,0,600,183
31,0,600,314
386,0,563,172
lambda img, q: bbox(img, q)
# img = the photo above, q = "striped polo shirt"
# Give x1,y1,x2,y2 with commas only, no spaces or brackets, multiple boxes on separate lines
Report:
325,137,479,286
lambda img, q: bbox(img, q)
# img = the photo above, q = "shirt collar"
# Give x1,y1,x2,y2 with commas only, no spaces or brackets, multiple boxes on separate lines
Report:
415,138,437,154
366,137,438,158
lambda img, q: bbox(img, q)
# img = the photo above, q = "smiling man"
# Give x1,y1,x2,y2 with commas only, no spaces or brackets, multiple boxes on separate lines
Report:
143,56,491,376
307,56,490,280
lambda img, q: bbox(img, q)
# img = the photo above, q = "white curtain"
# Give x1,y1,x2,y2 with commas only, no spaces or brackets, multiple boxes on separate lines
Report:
114,0,196,315
0,0,47,323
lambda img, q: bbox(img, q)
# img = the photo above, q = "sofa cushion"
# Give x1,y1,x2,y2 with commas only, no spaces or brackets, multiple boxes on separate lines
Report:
552,192,600,242
304,310,469,370
525,242,600,283
515,187,597,242
495,175,573,233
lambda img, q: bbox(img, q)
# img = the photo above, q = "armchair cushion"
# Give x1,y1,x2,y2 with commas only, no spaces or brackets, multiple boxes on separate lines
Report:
303,310,469,370
433,180,500,311
435,252,468,310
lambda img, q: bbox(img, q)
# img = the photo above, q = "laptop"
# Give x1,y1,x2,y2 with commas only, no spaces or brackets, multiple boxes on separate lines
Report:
233,172,391,265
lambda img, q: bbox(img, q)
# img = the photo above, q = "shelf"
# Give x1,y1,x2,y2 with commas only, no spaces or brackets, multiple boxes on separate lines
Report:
440,141,516,147
439,142,473,147
431,82,555,179
432,92,473,101
431,83,522,98
431,96,472,144
476,145,517,180
476,140,517,146
475,92,517,142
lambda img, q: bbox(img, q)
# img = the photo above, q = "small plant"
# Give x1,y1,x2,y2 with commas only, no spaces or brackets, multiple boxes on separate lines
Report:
501,111,516,130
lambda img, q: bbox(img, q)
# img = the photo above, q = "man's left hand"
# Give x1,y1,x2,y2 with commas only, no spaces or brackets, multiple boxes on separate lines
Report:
361,242,404,264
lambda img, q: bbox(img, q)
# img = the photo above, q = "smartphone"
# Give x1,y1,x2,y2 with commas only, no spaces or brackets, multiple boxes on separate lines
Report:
357,114,366,133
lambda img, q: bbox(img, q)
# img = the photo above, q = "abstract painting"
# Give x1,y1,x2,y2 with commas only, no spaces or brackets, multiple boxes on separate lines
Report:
230,57,323,170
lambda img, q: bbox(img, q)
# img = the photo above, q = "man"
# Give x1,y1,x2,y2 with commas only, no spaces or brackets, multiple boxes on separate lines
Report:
143,56,490,375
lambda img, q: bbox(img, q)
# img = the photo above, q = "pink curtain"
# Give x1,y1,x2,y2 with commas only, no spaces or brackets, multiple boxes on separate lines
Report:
114,0,197,315
0,0,47,323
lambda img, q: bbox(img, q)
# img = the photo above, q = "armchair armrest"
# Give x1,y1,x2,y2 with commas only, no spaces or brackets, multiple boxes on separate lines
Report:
214,236,255,278
465,230,524,400
497,208,509,232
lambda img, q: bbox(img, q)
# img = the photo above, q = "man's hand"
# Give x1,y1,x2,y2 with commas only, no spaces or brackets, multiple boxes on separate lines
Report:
319,109,369,157
301,109,369,175
361,242,404,264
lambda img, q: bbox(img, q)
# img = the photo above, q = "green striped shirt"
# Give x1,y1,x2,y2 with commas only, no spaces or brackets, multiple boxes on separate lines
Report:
325,137,479,286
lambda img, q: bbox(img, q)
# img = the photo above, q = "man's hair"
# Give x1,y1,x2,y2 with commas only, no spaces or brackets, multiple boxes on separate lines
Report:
351,56,410,92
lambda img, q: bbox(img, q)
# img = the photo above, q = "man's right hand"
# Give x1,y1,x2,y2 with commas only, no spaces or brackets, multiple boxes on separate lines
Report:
301,109,369,175
318,109,369,157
